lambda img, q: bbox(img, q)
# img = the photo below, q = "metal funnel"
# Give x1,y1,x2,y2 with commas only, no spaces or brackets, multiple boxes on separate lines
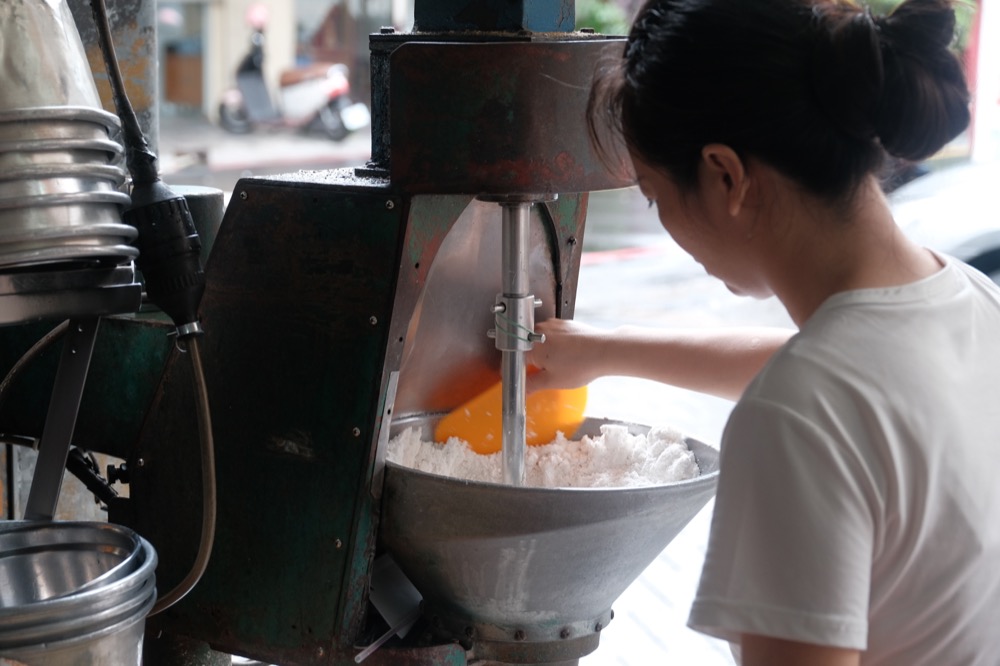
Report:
381,416,719,665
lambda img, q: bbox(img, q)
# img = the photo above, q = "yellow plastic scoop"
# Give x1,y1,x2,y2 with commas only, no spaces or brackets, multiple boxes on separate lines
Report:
434,377,588,455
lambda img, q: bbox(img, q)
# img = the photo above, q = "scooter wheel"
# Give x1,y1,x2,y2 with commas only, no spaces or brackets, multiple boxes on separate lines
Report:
218,100,253,135
319,102,348,142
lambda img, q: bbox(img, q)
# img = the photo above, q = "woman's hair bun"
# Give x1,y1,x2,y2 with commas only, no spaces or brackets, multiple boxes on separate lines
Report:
810,0,969,162
871,0,970,160
809,5,885,143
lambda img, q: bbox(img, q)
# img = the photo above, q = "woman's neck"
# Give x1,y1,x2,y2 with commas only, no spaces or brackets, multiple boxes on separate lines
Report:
761,176,942,326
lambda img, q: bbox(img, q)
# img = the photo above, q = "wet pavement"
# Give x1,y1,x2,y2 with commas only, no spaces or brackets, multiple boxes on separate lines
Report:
158,111,372,194
159,113,793,666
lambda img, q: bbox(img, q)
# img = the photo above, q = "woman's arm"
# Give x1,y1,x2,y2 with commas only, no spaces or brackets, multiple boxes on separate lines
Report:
526,319,794,401
741,634,861,666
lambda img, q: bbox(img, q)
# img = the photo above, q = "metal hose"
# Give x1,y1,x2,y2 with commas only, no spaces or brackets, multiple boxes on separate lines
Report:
150,336,216,615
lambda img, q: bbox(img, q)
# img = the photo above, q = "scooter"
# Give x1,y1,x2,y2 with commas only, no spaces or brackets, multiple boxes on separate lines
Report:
218,29,370,141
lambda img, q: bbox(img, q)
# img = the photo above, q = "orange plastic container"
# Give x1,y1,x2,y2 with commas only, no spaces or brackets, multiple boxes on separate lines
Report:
434,378,588,455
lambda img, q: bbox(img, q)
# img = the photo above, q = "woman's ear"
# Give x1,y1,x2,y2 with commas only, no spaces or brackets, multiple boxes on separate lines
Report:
701,144,751,217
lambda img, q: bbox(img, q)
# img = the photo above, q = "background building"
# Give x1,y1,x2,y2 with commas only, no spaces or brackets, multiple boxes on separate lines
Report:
157,0,410,121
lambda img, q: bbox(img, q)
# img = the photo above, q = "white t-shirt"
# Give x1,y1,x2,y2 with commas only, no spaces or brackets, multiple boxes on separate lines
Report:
688,256,1000,665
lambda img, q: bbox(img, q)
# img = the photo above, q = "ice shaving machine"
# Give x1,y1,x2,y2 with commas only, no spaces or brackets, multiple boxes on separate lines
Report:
0,1,719,664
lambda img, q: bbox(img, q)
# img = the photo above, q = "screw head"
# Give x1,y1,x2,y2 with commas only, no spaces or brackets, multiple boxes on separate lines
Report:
369,316,378,326
385,199,395,210
560,628,571,639
514,630,526,641
334,538,343,549
353,427,361,437
239,191,248,200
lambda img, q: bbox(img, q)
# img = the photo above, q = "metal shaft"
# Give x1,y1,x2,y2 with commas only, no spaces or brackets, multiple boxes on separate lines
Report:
500,202,531,486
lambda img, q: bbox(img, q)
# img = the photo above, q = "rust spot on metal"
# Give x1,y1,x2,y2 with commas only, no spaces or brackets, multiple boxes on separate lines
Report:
266,430,317,460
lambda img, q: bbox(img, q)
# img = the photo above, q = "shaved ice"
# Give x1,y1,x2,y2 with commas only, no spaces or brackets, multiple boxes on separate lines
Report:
386,423,701,488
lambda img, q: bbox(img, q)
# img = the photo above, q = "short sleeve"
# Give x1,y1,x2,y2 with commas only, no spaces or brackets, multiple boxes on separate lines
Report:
687,396,876,650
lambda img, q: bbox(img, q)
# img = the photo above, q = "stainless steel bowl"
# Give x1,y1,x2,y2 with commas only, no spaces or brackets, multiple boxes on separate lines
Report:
0,522,144,606
0,521,157,665
380,415,720,664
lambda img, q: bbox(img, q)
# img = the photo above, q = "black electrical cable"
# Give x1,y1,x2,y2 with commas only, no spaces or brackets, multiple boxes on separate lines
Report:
87,0,215,615
0,320,70,416
90,0,206,332
66,448,119,506
538,202,567,319
87,0,158,186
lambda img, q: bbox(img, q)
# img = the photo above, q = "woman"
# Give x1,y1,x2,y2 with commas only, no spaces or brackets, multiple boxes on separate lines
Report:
527,0,1000,664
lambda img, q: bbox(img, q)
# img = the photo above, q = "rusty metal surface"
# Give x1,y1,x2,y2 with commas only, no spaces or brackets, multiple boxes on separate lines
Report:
387,37,630,195
360,643,467,665
413,0,575,32
68,0,159,152
129,173,404,665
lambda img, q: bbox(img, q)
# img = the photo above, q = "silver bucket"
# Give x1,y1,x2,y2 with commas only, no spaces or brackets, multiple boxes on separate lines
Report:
0,521,157,666
381,416,720,664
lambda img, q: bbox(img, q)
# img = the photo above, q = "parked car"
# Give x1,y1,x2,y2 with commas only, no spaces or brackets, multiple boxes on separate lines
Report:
890,160,1000,282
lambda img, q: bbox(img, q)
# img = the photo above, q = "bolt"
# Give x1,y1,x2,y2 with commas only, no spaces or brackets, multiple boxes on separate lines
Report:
239,191,248,200
514,630,526,641
136,458,145,468
334,539,343,549
353,427,361,437
369,316,378,326
385,199,395,210
560,628,571,639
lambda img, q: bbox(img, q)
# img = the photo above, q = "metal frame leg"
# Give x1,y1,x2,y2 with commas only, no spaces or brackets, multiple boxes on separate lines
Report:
23,317,101,521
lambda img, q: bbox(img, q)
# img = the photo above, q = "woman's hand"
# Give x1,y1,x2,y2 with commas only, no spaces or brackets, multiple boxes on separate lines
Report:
526,319,612,392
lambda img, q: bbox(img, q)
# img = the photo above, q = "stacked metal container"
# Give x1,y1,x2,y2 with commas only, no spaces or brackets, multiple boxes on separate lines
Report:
0,0,136,270
0,521,157,665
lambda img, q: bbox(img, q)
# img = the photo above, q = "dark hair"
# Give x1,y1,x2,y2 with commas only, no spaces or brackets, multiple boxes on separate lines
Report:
588,0,971,202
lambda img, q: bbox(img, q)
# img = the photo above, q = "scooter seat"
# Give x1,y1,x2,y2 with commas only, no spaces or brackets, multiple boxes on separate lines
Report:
280,62,340,88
